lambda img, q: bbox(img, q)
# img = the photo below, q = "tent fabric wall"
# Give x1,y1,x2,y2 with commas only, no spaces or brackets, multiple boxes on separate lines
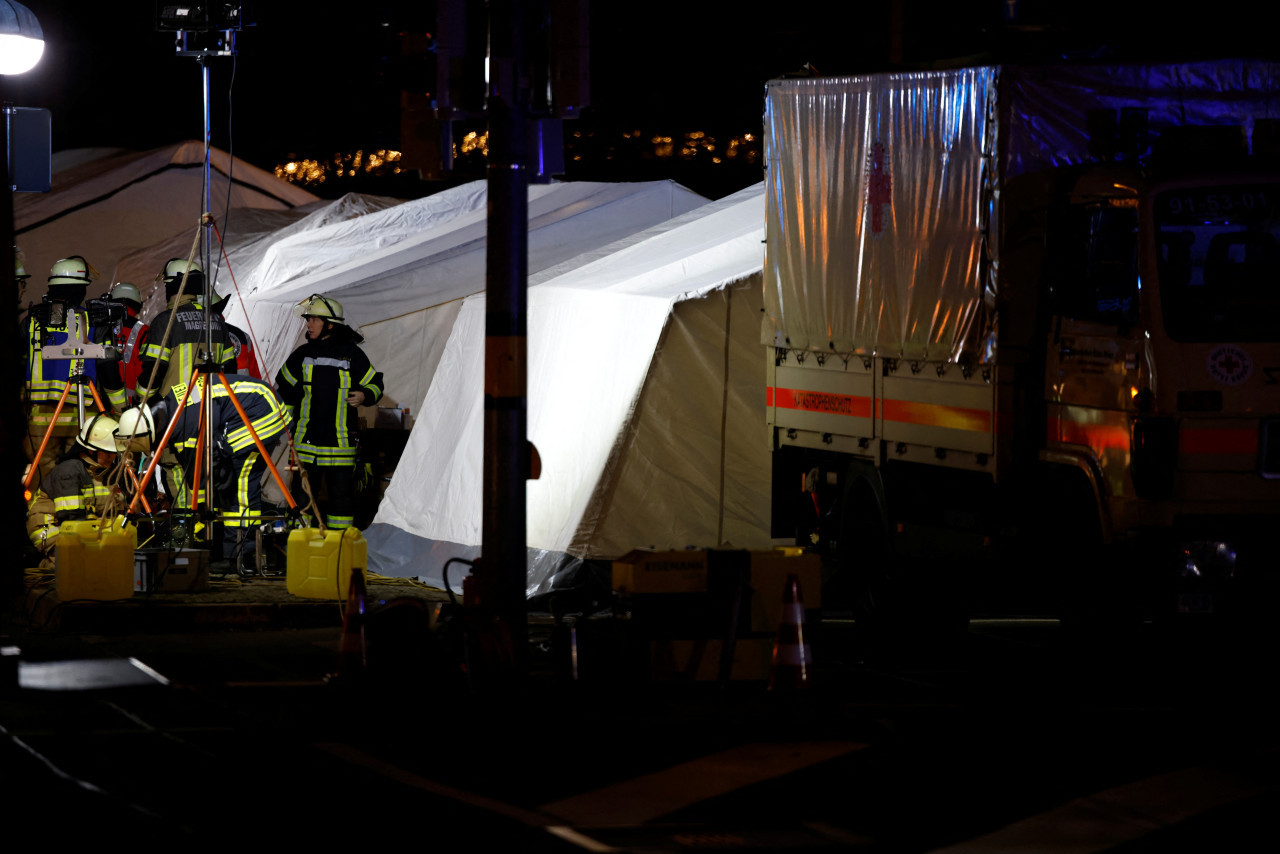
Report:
569,276,771,561
365,184,773,595
227,179,707,413
15,142,318,303
356,299,465,413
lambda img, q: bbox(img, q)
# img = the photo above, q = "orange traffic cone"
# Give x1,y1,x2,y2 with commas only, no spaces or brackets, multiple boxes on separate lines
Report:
333,566,368,682
768,573,811,690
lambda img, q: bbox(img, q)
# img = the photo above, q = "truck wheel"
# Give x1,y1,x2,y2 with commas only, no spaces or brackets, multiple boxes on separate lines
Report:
1044,473,1140,645
836,476,968,662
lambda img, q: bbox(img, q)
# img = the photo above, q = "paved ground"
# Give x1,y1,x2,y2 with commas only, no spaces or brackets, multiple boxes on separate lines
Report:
5,571,1280,852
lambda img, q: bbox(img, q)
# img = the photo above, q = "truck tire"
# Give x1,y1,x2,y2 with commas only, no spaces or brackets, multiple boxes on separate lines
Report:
1043,468,1140,645
836,471,969,662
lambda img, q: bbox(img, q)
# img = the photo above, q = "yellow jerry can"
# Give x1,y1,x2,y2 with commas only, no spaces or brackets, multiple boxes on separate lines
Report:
286,527,367,600
56,517,137,602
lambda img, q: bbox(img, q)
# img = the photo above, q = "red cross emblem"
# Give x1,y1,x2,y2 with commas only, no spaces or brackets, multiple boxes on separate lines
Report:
866,142,892,234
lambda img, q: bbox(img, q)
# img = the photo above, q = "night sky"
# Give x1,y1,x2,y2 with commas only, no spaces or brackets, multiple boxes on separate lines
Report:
5,1,1277,196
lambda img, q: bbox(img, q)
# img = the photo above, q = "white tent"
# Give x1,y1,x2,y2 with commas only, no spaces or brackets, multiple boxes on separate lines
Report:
224,179,708,414
14,142,319,302
123,191,410,341
366,183,773,596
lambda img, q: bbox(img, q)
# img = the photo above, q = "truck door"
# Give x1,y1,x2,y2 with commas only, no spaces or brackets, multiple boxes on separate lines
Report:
1044,199,1145,506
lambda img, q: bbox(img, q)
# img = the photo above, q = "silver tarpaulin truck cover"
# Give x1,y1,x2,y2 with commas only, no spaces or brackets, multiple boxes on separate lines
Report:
763,60,1280,363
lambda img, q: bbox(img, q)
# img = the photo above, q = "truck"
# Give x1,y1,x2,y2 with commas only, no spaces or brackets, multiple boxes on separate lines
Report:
763,60,1280,629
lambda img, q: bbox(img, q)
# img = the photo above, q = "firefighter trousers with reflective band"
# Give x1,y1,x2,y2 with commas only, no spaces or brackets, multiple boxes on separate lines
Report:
290,457,356,530
216,449,269,563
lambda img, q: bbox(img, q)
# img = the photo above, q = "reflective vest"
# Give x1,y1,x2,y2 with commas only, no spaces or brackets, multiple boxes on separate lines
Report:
24,307,98,406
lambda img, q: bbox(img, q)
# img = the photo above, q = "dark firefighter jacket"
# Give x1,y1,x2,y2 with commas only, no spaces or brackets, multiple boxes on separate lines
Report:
275,336,383,466
139,295,235,403
155,375,289,488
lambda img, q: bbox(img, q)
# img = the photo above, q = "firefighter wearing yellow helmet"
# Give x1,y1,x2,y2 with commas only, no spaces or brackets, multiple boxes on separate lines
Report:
26,414,122,562
276,294,384,530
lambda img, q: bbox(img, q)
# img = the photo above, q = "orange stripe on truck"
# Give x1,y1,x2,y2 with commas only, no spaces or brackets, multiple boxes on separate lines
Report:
1050,415,1131,451
769,386,873,418
881,399,991,432
1178,428,1258,456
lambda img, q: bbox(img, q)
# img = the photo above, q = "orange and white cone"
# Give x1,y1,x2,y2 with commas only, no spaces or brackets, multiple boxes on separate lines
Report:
769,573,811,690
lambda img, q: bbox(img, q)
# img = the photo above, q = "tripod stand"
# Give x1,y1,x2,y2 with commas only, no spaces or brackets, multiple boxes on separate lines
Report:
128,364,298,573
23,373,153,516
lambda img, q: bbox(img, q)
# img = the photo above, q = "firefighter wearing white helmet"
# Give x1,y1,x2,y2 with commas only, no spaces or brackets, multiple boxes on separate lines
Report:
139,256,235,404
22,255,102,481
276,293,383,530
115,404,154,452
96,282,150,411
26,413,122,563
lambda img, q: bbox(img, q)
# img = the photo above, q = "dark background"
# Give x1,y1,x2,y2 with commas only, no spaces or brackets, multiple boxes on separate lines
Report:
5,1,1278,200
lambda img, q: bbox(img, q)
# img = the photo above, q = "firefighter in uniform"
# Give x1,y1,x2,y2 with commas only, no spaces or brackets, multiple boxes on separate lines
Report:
138,258,235,404
26,414,122,563
118,374,289,572
95,282,149,412
275,294,383,530
23,256,102,481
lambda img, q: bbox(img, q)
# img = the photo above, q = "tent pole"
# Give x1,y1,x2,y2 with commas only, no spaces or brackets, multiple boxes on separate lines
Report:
476,0,530,680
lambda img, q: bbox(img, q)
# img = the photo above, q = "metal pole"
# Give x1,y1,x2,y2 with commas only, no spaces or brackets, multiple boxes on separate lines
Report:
200,54,213,348
4,116,27,590
478,0,530,674
199,54,216,514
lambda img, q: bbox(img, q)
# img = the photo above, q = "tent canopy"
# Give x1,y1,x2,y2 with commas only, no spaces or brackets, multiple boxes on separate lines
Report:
15,142,318,304
223,179,708,412
366,183,773,595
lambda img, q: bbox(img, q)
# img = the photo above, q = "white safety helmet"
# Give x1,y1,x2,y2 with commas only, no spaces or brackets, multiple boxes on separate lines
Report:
110,282,142,305
162,258,202,284
115,405,156,446
48,255,98,286
77,414,122,454
294,293,345,324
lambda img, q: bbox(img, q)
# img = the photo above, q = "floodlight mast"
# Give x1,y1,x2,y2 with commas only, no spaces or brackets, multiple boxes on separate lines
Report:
172,26,238,316
166,9,241,508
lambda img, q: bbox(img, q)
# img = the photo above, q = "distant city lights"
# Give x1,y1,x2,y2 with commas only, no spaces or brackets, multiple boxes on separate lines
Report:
275,148,403,187
273,129,761,189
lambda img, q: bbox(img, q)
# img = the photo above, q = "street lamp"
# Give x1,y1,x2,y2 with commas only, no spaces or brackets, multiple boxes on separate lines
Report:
0,0,44,75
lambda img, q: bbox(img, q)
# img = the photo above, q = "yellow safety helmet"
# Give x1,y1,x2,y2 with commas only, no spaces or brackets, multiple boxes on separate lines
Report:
294,293,345,324
77,414,122,454
115,405,155,446
162,257,202,284
48,255,99,286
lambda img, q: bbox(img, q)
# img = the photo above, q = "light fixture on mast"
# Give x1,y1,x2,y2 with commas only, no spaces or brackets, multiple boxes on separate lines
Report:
0,1,43,75
156,3,247,293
